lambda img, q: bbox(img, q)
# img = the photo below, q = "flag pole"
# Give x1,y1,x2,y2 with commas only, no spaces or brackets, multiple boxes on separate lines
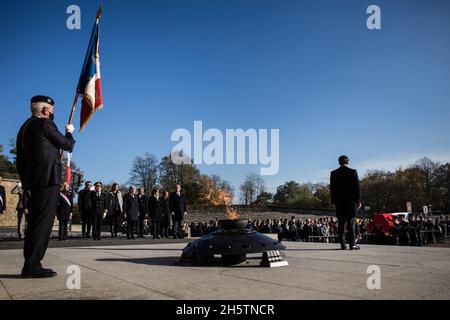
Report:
61,4,102,160
67,92,80,125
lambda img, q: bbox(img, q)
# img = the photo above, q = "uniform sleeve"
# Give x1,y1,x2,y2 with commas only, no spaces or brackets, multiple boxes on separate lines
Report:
16,130,26,188
42,119,75,152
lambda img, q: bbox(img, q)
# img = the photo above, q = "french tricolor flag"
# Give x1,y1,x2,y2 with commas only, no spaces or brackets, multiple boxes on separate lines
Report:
65,152,72,185
77,7,103,132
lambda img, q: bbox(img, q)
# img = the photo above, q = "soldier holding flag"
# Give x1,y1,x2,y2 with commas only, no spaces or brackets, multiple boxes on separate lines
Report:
17,96,75,278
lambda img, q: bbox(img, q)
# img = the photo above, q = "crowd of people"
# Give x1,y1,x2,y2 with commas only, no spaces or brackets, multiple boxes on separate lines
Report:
363,214,450,246
75,181,188,241
4,178,189,241
188,214,450,246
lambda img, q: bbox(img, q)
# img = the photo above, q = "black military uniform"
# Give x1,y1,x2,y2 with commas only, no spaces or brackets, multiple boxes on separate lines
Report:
123,192,139,239
90,185,107,240
16,95,75,278
137,192,148,238
78,186,92,238
56,191,73,240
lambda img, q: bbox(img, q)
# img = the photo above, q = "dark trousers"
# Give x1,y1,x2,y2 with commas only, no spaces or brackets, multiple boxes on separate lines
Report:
138,217,145,237
58,220,68,240
173,219,183,238
161,223,169,237
92,213,102,240
152,222,161,238
81,210,92,237
17,209,24,238
109,215,119,237
23,186,59,273
127,221,137,239
337,216,356,246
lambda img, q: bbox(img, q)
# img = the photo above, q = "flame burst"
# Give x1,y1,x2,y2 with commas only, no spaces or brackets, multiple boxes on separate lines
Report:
216,189,239,220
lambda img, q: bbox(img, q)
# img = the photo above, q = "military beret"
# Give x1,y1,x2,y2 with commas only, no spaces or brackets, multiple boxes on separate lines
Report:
94,182,103,187
31,95,55,106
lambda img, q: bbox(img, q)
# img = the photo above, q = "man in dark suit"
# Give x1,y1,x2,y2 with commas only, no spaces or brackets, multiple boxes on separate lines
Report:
148,188,162,239
137,187,148,238
90,182,108,241
0,176,6,214
123,186,139,239
78,180,93,238
330,155,361,250
169,184,187,239
16,95,75,278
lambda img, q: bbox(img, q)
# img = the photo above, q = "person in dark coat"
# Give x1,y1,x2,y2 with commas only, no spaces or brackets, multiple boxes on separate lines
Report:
90,182,108,241
16,95,75,278
0,176,6,214
160,191,171,238
78,181,93,238
330,155,361,250
11,181,27,240
56,183,73,241
106,183,123,238
169,184,187,239
137,187,148,238
123,186,139,239
148,188,162,239
397,214,411,246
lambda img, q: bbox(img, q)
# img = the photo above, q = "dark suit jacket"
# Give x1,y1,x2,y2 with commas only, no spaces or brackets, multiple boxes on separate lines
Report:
78,188,92,213
169,192,187,221
148,196,162,222
137,194,148,219
16,116,75,191
330,166,361,218
57,192,73,221
0,185,6,213
90,191,108,218
160,197,171,226
123,193,139,222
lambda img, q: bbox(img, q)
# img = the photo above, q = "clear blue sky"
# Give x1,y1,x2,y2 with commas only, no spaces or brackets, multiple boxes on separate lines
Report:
1,0,450,194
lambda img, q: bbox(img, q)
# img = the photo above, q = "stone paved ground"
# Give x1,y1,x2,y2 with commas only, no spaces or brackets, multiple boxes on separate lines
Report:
0,241,449,300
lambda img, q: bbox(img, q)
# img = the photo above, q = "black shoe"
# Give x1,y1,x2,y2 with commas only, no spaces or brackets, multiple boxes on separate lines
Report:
350,245,360,250
156,236,161,239
21,269,57,279
340,243,347,250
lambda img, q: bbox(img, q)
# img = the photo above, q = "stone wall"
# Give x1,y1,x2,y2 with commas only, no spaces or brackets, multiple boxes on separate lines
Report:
0,179,20,227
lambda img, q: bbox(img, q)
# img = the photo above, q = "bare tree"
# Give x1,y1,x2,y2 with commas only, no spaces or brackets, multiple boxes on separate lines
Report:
239,173,266,206
128,153,159,193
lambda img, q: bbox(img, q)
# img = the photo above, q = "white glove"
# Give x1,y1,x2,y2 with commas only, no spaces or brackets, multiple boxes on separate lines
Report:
66,124,75,134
